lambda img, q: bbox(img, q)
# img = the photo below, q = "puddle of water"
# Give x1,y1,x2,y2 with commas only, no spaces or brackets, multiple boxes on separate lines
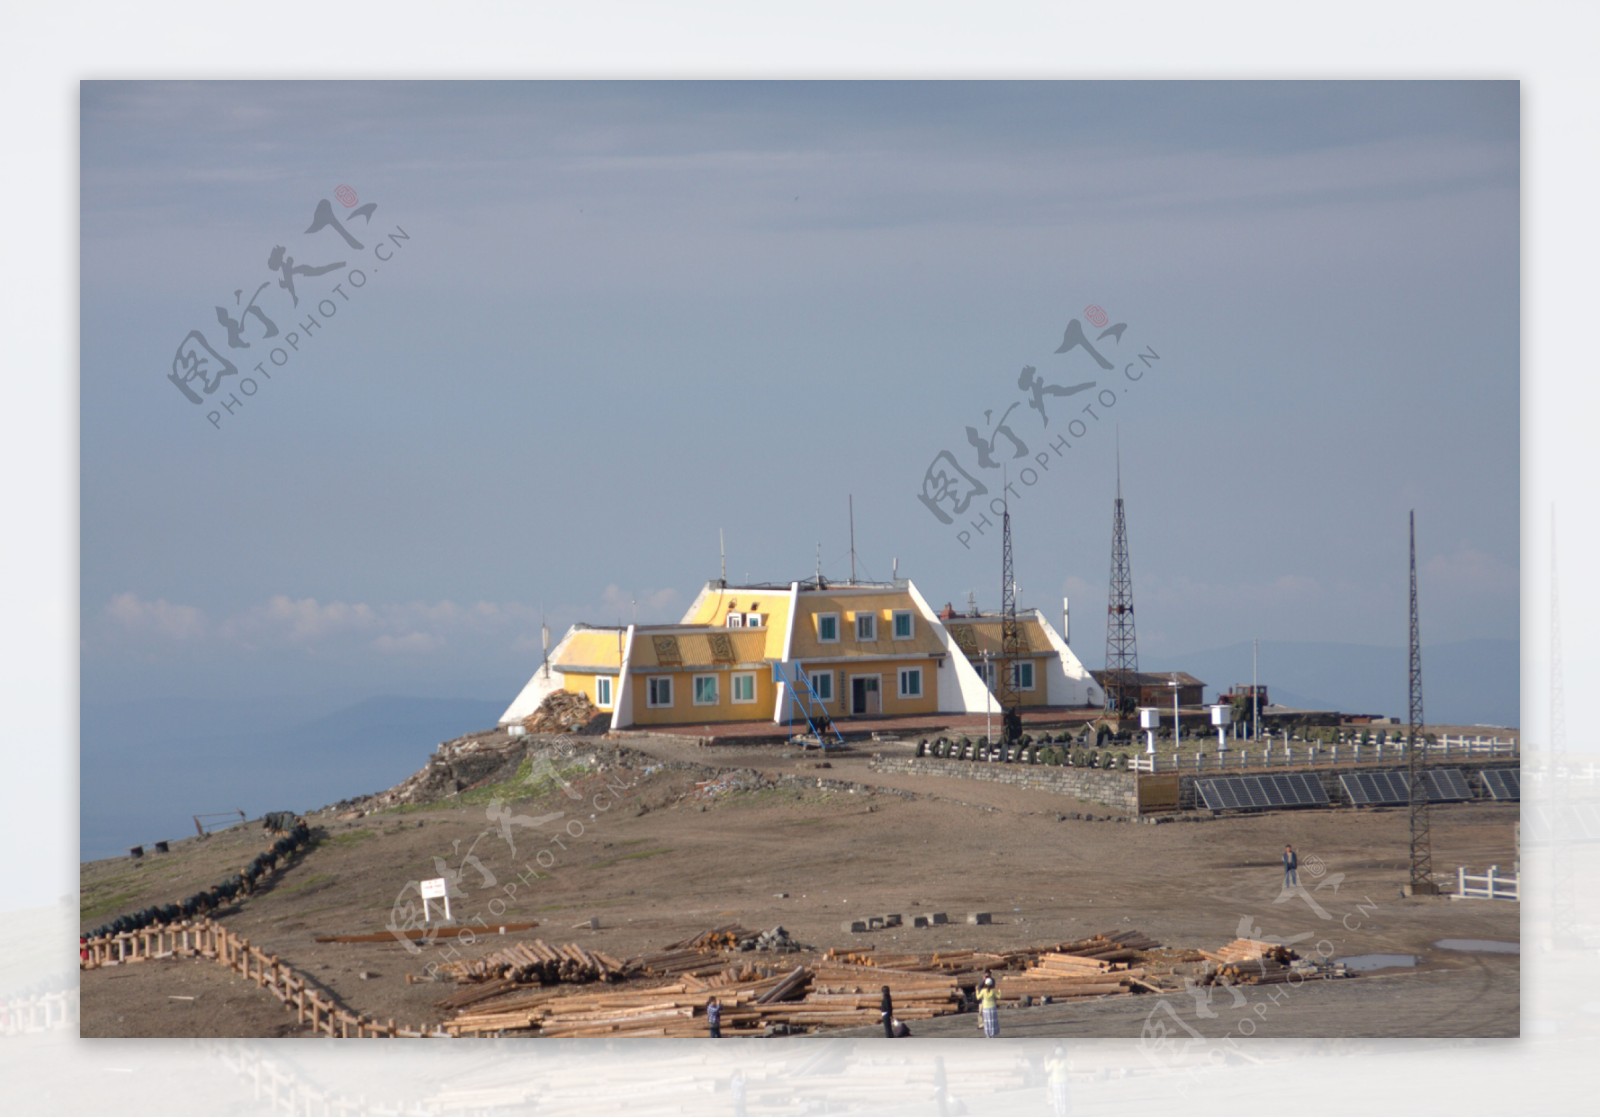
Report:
1335,953,1417,971
1433,938,1520,954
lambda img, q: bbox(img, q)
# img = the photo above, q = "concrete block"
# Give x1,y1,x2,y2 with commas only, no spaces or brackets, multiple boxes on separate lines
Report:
913,916,931,928
884,914,902,927
929,912,949,925
968,912,992,925
844,920,867,933
868,916,885,929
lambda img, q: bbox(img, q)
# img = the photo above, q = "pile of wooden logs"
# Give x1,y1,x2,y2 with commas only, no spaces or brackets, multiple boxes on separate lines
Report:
664,924,760,952
1200,938,1303,985
521,690,602,734
430,939,636,986
441,961,969,1038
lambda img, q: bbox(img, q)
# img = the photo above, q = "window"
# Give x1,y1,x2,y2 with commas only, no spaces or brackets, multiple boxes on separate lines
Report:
1011,662,1036,690
892,610,914,639
818,613,840,643
647,677,673,708
746,613,763,628
731,672,756,703
898,667,923,698
596,676,614,709
726,613,744,628
693,674,719,706
809,669,833,702
855,612,877,641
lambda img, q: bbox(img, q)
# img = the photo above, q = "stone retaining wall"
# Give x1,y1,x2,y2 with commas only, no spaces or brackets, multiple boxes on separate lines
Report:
869,755,1138,811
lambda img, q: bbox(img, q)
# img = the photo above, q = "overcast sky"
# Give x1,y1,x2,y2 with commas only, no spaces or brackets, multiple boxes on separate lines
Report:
80,80,1519,710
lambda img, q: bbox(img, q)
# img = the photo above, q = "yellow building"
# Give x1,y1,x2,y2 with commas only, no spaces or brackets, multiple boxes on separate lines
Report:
498,577,1102,732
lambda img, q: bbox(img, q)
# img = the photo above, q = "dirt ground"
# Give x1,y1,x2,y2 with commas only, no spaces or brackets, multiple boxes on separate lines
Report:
80,733,1521,1038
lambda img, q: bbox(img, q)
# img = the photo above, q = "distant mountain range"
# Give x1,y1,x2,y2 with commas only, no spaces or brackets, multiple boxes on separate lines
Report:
1165,638,1518,728
81,694,504,861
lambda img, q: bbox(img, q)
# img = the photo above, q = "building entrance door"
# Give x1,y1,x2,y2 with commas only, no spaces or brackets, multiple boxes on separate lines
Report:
851,675,881,716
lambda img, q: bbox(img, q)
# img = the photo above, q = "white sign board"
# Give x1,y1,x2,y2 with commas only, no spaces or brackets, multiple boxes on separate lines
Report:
419,876,451,923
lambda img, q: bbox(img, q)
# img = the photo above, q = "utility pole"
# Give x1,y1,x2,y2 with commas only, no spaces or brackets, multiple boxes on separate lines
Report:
1406,510,1438,895
1252,638,1259,742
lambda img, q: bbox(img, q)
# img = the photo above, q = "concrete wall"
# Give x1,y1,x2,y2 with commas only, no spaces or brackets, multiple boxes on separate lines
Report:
869,755,1139,811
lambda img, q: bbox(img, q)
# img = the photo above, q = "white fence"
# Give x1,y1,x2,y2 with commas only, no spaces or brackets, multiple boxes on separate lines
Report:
1455,865,1519,901
1129,736,1517,774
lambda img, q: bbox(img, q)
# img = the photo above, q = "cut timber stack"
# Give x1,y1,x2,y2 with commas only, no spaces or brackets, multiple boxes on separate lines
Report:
521,690,602,734
1201,938,1302,985
664,925,760,952
430,940,635,986
445,967,803,1038
442,964,969,1038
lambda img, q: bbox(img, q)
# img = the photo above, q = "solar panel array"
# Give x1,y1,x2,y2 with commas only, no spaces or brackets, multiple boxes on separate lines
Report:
1480,769,1520,802
1195,773,1329,812
1339,769,1473,806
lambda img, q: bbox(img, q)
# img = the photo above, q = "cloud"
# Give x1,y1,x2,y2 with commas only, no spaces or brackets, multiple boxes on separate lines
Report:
371,631,438,655
598,584,681,624
98,593,547,660
1425,544,1517,596
103,593,208,640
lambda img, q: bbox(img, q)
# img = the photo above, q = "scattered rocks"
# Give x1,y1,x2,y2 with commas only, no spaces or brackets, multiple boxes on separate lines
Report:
737,925,812,953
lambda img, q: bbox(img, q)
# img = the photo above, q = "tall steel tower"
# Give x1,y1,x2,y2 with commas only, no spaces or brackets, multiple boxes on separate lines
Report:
998,499,1024,744
1103,449,1139,717
1406,510,1438,894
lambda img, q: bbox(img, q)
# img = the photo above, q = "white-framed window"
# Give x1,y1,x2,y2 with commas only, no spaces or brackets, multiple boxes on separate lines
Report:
693,674,719,706
892,610,914,639
746,613,763,628
1011,662,1036,690
817,613,840,643
647,677,673,708
596,676,614,709
855,612,877,641
731,672,756,704
808,669,833,702
726,612,744,628
898,667,923,698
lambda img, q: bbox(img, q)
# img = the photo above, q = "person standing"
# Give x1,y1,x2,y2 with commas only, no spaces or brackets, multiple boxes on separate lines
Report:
1045,1043,1069,1115
1283,844,1299,888
880,985,895,1038
977,970,1000,1037
706,996,722,1039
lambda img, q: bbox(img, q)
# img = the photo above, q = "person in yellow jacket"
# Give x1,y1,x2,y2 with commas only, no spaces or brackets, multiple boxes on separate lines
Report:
1045,1042,1069,1114
976,969,1000,1037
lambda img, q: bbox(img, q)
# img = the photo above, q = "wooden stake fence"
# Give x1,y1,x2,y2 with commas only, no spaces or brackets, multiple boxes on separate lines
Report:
80,919,443,1038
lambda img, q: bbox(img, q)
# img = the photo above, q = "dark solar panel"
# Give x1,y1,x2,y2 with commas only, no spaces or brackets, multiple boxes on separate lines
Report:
1480,769,1521,802
1340,769,1474,806
1197,774,1330,812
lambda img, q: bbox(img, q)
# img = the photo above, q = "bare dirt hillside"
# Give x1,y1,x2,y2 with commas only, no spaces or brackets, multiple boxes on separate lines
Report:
80,732,1520,1038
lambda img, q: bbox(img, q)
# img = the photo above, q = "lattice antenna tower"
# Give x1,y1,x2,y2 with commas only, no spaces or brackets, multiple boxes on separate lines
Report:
1103,437,1139,716
1407,510,1437,894
998,493,1023,744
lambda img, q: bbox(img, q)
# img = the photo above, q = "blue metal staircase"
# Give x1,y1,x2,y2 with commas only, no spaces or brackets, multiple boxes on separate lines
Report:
771,661,846,748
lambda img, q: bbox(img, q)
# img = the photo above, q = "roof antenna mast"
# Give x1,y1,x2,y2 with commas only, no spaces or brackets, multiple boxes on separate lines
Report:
719,528,726,587
848,495,857,585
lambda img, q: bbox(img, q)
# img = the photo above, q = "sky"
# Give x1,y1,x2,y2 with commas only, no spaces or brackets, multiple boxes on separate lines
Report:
80,80,1520,722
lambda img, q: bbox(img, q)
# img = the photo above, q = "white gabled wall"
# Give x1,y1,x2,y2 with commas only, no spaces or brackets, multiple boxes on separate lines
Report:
497,627,578,726
610,624,637,730
771,581,800,723
905,580,995,714
1034,608,1099,706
